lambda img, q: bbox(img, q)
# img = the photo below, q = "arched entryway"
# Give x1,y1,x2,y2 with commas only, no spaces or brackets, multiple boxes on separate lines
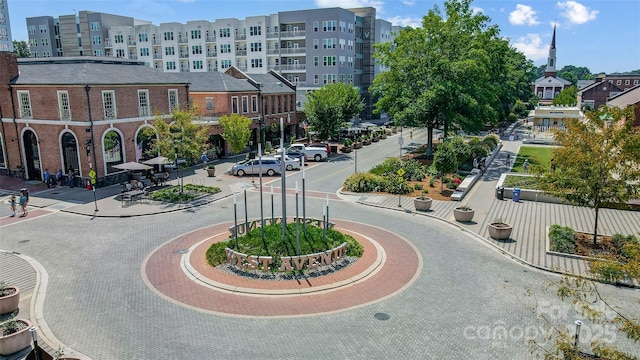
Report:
61,132,80,176
104,129,124,173
22,129,41,180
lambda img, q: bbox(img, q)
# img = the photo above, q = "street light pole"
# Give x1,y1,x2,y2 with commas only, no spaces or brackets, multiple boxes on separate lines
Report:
280,117,287,245
29,327,41,360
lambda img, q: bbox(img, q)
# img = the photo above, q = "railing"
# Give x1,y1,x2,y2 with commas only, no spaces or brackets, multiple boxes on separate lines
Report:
280,30,306,38
266,48,279,55
235,34,246,40
280,64,306,71
127,40,136,46
236,49,247,56
206,52,217,57
266,32,279,39
279,47,306,55
178,38,188,43
206,36,216,42
179,53,189,59
153,54,162,59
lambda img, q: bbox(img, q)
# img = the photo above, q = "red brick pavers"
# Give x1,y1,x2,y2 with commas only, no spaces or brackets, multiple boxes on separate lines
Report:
0,209,52,226
143,219,421,317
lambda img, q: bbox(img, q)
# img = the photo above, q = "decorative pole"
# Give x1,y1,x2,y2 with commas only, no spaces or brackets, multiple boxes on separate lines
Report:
243,181,248,231
270,184,274,223
323,206,327,245
233,193,238,248
280,117,286,245
258,143,264,241
302,155,306,236
326,194,329,228
295,180,299,257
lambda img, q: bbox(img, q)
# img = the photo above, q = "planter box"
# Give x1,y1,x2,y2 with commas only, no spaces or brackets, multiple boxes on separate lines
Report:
206,168,216,177
0,319,32,356
0,287,19,315
354,142,363,149
372,137,379,142
453,207,475,222
414,197,432,211
340,147,352,153
488,223,513,240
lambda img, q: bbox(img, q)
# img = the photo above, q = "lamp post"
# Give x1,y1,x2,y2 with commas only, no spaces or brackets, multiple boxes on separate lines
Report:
233,193,238,248
258,143,264,241
295,180,299,256
280,117,286,245
301,155,306,236
29,327,41,360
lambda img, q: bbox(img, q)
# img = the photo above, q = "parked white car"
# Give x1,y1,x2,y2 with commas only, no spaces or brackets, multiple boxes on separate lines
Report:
269,155,301,170
286,144,329,161
231,159,281,176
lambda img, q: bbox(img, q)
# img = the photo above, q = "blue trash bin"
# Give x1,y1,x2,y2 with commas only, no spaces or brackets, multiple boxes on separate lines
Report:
513,187,521,202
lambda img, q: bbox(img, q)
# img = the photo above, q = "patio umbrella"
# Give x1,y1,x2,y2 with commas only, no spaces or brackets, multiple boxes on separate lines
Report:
142,156,169,165
112,161,153,171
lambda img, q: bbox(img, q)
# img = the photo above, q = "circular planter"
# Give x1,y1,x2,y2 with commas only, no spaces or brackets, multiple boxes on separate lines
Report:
488,222,513,240
0,287,19,315
206,168,216,177
413,197,432,211
453,207,475,222
0,318,32,356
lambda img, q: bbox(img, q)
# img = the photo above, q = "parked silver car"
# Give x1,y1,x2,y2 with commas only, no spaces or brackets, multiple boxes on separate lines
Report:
269,155,301,170
231,159,281,176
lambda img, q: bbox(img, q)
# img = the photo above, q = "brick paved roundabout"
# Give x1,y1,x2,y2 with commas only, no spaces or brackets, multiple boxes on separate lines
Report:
143,219,422,317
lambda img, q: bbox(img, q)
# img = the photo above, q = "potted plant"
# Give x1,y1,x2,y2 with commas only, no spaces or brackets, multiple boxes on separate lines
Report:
488,218,513,240
453,205,475,222
205,165,216,177
372,132,379,142
379,130,387,139
354,137,363,149
363,134,372,145
0,282,19,315
0,318,32,356
341,139,353,153
414,190,432,211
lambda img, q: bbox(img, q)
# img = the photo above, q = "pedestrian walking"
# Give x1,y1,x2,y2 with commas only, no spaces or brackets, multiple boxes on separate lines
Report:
201,152,208,169
18,191,27,217
44,168,51,188
9,194,16,217
506,153,511,168
67,166,75,188
523,159,530,173
55,169,62,187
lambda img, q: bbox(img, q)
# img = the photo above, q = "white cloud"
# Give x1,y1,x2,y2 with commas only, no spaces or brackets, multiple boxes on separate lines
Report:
557,1,598,24
511,33,548,61
386,15,421,28
509,4,540,26
402,0,415,5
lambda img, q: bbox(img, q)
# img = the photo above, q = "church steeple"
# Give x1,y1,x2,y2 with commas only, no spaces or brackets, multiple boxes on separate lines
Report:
544,25,557,77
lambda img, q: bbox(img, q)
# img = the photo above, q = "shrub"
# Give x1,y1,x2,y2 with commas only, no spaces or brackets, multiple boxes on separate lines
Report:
482,134,499,149
370,158,402,176
612,234,639,258
446,182,458,190
449,136,471,165
343,172,383,192
429,176,437,187
380,174,413,194
414,183,424,191
343,138,353,147
548,225,576,253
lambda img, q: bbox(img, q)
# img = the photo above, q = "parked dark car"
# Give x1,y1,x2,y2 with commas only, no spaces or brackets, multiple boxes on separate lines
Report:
285,149,308,164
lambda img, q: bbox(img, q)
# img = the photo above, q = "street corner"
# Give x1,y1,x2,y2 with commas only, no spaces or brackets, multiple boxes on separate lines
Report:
0,208,52,226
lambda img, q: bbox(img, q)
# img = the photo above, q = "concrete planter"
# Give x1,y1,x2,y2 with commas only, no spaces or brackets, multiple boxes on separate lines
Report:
206,167,216,177
414,197,432,211
0,319,32,356
354,142,363,149
340,146,352,153
453,207,475,222
488,222,513,240
0,287,19,315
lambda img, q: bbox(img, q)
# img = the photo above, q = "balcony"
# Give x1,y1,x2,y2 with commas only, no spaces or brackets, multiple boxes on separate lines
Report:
235,34,246,40
266,32,279,39
179,53,189,59
153,54,162,59
268,65,280,71
153,39,162,45
127,40,136,46
206,36,216,42
104,40,111,47
236,49,247,56
279,47,306,55
206,51,217,57
178,37,188,43
129,55,138,60
280,64,306,71
279,30,306,39
236,65,247,71
267,49,280,55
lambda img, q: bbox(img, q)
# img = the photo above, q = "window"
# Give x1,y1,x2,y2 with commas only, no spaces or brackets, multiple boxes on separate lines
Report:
232,96,239,113
139,33,148,42
339,21,346,32
313,39,319,49
205,97,214,111
220,28,231,38
251,58,262,68
220,44,231,53
634,80,639,85
221,59,232,69
91,36,101,45
114,34,123,44
41,38,49,46
57,91,71,120
192,45,202,54
39,24,47,33
323,74,336,84
61,132,79,176
102,91,117,119
314,56,318,66
323,38,336,49
28,25,36,34
93,50,103,56
116,49,125,57
242,96,248,113
42,51,51,57
18,91,32,119
138,90,150,117
90,22,100,31
313,21,318,32
165,46,175,55
617,80,622,85
251,95,258,113
104,130,123,173
190,29,201,39
29,39,37,47
323,56,336,66
140,48,149,56
166,61,176,70
163,31,174,41
625,80,630,85
168,89,178,111
314,74,319,84
249,26,261,36
250,42,262,52
193,60,203,69
323,20,336,32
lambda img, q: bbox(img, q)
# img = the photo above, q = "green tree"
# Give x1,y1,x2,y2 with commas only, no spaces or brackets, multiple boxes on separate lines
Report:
12,40,30,57
219,113,252,164
433,142,458,192
303,82,364,142
150,106,208,165
552,86,578,106
449,136,471,169
537,106,640,244
372,0,533,158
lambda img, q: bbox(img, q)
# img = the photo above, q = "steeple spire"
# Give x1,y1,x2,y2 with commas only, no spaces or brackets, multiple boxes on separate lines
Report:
544,25,557,77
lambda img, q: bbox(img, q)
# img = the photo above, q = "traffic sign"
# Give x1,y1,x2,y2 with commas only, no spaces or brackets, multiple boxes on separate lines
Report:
397,168,405,177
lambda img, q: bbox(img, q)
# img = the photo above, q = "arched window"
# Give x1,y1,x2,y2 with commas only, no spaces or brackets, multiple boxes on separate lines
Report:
104,130,124,173
61,132,79,175
135,126,157,161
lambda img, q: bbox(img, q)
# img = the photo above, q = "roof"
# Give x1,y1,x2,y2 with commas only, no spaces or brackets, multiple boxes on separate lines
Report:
533,75,572,86
246,73,295,94
13,56,187,86
177,71,257,93
577,80,624,95
607,84,640,106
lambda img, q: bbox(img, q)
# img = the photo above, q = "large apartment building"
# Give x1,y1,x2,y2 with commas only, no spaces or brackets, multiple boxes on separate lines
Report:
25,7,396,119
0,0,11,51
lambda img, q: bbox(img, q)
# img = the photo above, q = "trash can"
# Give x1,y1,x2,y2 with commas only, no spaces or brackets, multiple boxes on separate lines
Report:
513,187,521,202
496,186,504,200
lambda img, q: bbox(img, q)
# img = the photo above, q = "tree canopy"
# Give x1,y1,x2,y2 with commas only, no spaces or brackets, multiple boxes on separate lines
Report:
303,82,364,141
537,105,640,244
552,86,578,106
12,40,30,57
371,0,534,158
149,106,209,165
219,113,252,163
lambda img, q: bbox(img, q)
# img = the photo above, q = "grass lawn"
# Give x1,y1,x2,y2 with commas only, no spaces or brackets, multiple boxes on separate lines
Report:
513,146,554,173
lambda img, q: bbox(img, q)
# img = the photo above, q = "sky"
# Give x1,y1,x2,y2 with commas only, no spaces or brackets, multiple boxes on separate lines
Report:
7,0,640,74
